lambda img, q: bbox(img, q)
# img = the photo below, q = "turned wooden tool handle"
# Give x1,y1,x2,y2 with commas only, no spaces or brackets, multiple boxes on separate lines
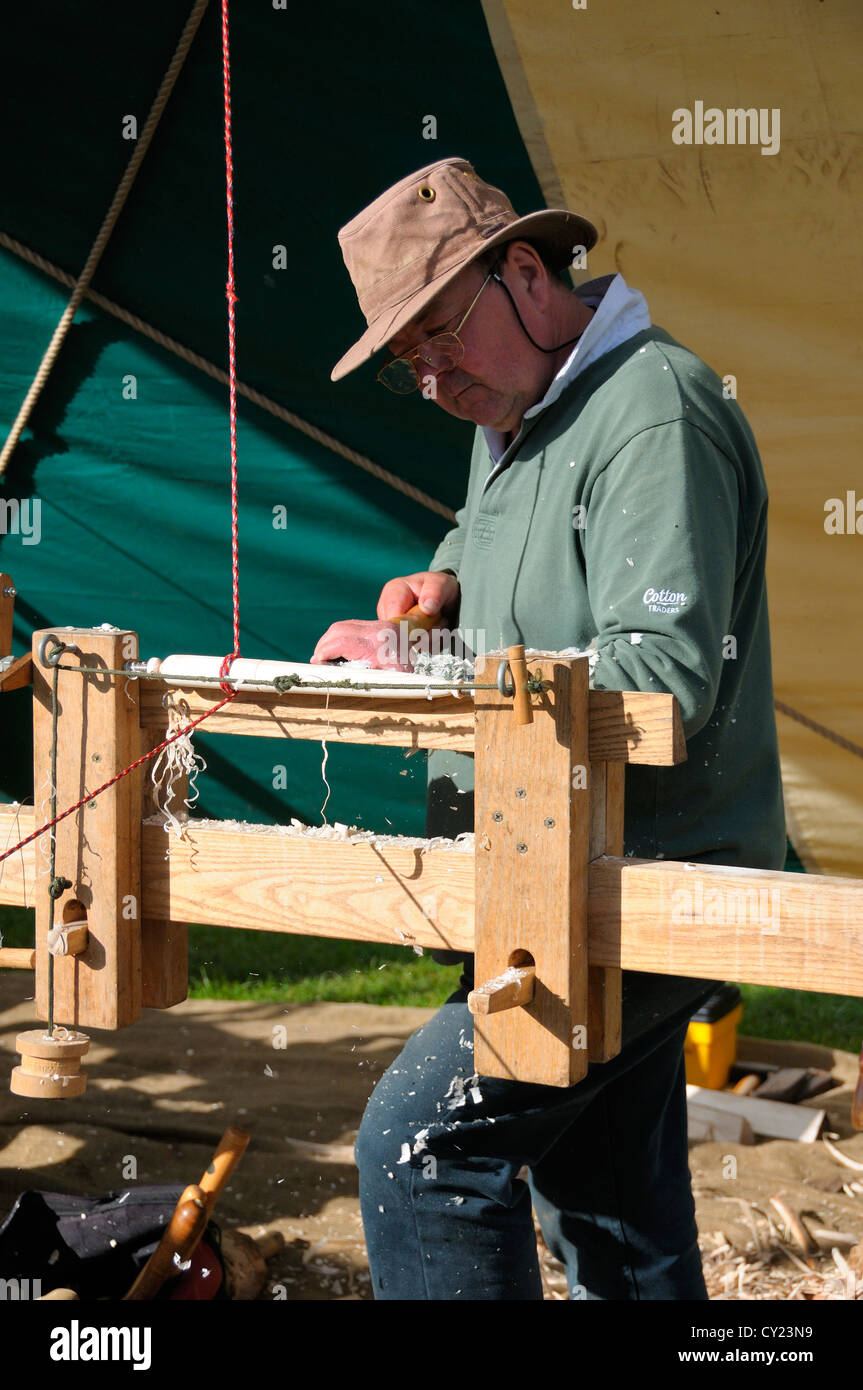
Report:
386,602,441,634
124,1184,207,1301
198,1124,251,1215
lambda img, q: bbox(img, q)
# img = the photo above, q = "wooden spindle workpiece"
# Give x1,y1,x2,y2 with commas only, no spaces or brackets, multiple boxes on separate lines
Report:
472,651,591,1085
10,1027,89,1098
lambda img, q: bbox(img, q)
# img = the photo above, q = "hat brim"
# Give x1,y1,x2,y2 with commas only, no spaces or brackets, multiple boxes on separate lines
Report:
330,208,598,382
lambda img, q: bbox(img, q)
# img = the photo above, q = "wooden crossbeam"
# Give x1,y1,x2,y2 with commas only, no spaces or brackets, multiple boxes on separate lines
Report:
587,856,863,996
4,807,863,1001
141,820,475,955
139,682,684,765
0,654,32,693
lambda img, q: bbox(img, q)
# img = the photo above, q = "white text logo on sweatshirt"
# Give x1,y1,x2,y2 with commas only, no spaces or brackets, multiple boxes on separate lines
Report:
643,586,688,615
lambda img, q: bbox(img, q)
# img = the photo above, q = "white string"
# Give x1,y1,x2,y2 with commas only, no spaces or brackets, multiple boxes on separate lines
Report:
320,688,332,825
150,695,207,837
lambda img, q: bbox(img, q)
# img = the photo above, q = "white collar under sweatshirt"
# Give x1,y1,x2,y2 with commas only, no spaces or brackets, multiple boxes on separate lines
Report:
482,273,652,466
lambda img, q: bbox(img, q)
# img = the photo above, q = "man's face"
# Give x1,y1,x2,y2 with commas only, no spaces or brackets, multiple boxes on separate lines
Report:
386,249,554,434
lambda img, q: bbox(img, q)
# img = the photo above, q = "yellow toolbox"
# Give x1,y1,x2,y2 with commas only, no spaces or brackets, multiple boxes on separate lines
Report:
684,983,743,1090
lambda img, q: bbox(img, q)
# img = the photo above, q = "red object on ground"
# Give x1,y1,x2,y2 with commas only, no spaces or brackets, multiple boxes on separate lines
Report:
169,1238,224,1300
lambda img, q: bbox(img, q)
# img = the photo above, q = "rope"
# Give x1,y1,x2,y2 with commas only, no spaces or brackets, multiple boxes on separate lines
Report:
220,0,240,682
0,231,457,522
774,700,863,762
0,0,210,480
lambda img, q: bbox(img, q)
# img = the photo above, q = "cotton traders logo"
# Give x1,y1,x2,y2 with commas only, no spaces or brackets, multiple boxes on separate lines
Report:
643,586,687,615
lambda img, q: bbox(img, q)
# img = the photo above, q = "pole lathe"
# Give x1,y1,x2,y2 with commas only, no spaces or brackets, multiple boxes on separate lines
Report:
2,620,863,1090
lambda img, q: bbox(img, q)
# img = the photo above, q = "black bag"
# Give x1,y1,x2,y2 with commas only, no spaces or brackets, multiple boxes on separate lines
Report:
0,1184,226,1300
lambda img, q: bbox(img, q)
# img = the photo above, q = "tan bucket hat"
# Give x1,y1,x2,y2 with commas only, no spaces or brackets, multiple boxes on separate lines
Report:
331,157,597,382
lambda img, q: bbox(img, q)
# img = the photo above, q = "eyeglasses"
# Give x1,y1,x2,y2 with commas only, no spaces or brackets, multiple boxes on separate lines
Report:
376,270,496,394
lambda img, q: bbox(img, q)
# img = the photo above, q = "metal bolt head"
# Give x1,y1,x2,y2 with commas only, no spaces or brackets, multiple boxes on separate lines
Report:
544,817,555,828
2,586,16,597
516,842,527,854
92,752,101,762
515,787,526,799
492,811,503,822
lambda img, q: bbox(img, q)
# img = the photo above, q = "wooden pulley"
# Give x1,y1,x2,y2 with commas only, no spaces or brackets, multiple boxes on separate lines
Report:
10,1027,90,1099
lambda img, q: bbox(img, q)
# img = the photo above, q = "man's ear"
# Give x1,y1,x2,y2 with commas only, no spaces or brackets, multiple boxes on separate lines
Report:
502,240,550,305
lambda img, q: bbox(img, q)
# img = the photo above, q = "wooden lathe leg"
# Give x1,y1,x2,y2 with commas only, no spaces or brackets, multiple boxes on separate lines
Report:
473,652,592,1086
587,760,624,1062
33,628,142,1030
140,721,188,1009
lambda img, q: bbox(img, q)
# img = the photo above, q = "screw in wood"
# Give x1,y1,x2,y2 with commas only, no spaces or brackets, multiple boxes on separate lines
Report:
544,818,555,828
517,843,527,854
515,788,526,798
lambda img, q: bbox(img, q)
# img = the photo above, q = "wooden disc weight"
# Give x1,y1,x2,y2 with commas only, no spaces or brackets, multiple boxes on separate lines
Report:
10,1028,89,1099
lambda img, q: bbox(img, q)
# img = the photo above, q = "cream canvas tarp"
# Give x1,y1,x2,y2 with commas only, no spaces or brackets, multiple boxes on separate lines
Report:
483,0,863,877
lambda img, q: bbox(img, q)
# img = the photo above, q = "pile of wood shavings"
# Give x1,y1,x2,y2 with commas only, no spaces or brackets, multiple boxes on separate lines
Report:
700,1227,863,1300
412,651,474,684
142,813,474,853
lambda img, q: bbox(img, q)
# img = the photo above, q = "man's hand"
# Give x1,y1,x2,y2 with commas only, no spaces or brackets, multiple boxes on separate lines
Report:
309,571,460,670
377,570,459,623
310,618,407,669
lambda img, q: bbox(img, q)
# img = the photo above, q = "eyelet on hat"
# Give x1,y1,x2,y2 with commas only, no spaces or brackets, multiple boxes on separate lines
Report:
418,185,436,201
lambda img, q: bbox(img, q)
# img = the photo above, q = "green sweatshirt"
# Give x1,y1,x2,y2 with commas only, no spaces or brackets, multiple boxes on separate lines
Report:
426,326,786,1024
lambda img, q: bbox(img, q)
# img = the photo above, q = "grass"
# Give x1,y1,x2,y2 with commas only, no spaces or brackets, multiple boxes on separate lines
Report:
2,904,862,1052
0,905,463,1009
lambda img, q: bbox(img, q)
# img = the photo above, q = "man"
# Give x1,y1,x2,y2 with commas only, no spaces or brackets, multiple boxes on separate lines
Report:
312,157,786,1300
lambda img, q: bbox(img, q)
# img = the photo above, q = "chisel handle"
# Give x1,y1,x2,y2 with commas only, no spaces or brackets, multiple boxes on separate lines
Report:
386,602,440,634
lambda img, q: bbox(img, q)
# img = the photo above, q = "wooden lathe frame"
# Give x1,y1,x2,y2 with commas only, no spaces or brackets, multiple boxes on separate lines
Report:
2,615,863,1087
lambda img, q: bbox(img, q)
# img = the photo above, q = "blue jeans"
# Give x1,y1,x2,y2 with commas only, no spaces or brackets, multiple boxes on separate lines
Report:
355,975,712,1300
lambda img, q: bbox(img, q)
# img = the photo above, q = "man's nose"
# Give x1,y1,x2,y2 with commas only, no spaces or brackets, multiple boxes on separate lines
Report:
420,361,461,396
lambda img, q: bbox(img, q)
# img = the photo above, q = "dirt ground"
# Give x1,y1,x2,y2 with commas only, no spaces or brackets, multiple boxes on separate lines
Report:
2,973,862,1301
